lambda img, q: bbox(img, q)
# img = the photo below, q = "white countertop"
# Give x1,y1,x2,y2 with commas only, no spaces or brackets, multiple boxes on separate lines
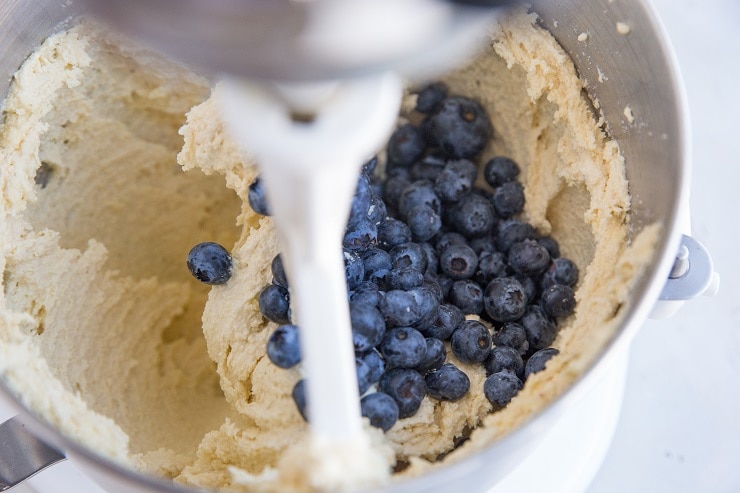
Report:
587,1,740,492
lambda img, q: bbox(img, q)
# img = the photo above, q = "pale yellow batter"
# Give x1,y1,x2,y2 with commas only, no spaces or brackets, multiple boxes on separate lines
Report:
0,9,658,492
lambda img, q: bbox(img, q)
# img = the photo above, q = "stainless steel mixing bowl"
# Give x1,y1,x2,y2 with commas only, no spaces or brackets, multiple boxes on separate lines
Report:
0,0,700,491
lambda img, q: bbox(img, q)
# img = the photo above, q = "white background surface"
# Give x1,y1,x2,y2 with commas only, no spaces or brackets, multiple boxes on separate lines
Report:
2,1,740,492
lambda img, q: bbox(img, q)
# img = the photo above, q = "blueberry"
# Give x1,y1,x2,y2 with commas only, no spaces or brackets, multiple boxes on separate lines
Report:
440,243,479,280
537,236,561,259
483,277,527,322
492,181,525,218
350,301,386,352
434,159,478,203
367,194,388,226
474,251,509,286
540,284,576,318
484,156,520,188
382,171,412,211
348,173,373,227
258,284,291,324
425,303,464,340
541,257,579,289
406,205,442,243
362,156,379,177
492,322,529,356
344,249,365,290
344,217,378,251
187,242,232,285
408,285,440,329
483,370,523,407
380,327,427,368
350,281,382,307
484,346,524,378
448,280,484,315
292,379,308,421
448,193,496,238
415,338,447,374
368,268,391,291
436,274,454,300
361,248,392,279
422,275,444,303
495,220,537,254
378,218,412,249
271,254,288,288
450,319,491,364
514,273,537,304
387,267,425,291
361,392,400,432
360,349,386,386
420,242,439,274
508,239,551,277
469,235,497,256
435,232,468,255
425,363,470,402
389,242,428,272
427,96,493,159
379,290,421,327
266,324,301,368
248,176,271,216
519,305,557,352
34,162,53,189
415,81,448,114
524,347,559,380
378,368,427,419
410,154,446,181
356,357,373,395
398,180,442,219
387,124,426,168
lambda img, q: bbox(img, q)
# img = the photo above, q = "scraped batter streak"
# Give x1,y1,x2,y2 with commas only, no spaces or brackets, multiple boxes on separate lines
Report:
0,10,659,492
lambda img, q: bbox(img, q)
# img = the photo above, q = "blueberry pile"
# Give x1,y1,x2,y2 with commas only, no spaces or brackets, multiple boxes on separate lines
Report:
187,82,578,433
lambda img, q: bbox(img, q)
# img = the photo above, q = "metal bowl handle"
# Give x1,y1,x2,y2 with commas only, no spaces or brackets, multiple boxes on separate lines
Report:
0,416,66,491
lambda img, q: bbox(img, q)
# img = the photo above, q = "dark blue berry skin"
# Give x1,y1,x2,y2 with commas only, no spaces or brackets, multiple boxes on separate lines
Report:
378,218,412,249
389,242,428,272
425,363,470,401
440,243,479,280
519,305,557,352
248,176,271,215
436,274,453,301
407,205,442,242
514,273,537,304
361,392,400,432
415,338,447,374
409,285,440,329
362,156,379,177
387,267,425,291
427,96,493,159
410,154,446,182
537,236,561,259
293,380,308,421
474,251,510,286
258,284,291,324
496,220,537,254
368,269,391,292
449,280,484,315
187,242,232,285
483,277,528,322
267,324,301,369
492,181,525,218
271,254,288,288
367,195,387,226
540,284,576,318
420,242,439,274
382,171,412,211
350,301,386,352
380,290,421,327
378,368,427,419
484,156,520,188
360,349,386,386
451,319,492,364
434,159,478,203
425,303,464,341
361,248,392,279
492,322,529,356
356,357,373,395
415,81,448,114
541,258,579,289
343,217,378,251
508,239,551,277
483,370,523,407
387,124,426,168
347,173,373,228
422,276,444,303
484,346,524,379
524,347,559,380
344,250,365,290
449,193,496,238
469,235,497,256
398,180,442,219
380,327,427,368
435,232,468,255
350,281,382,307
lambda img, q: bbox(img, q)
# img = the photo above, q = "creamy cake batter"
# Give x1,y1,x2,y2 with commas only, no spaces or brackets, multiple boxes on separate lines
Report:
0,9,658,492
